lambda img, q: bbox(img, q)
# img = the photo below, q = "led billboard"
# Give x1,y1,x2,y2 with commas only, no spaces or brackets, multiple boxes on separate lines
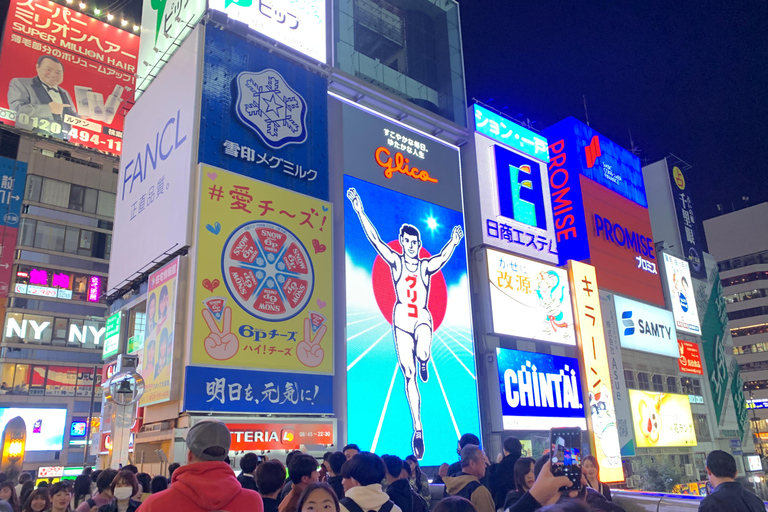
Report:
0,0,138,155
227,421,334,451
102,312,120,360
496,348,586,431
472,105,549,162
0,407,67,451
628,390,697,448
613,295,677,357
663,253,701,335
486,249,575,344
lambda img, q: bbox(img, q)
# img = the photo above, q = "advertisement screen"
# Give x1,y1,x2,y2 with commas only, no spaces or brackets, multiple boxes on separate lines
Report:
472,105,549,162
669,163,705,279
140,257,180,406
613,295,678,357
663,253,700,335
486,248,575,344
628,390,697,448
0,0,138,155
227,421,334,451
0,408,67,451
746,455,762,472
582,176,664,306
102,312,120,360
678,340,703,375
496,348,586,431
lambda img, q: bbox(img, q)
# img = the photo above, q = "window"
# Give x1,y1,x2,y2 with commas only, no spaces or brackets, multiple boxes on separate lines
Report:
732,323,768,338
40,179,71,208
26,176,113,218
691,379,702,395
624,370,635,389
84,188,98,214
96,191,115,217
694,414,712,441
68,185,85,211
19,218,36,247
666,376,678,393
24,175,42,202
64,226,80,254
12,364,30,394
17,219,110,260
682,377,694,394
637,372,650,390
0,363,102,397
34,221,66,251
722,271,768,288
652,375,664,392
728,306,768,321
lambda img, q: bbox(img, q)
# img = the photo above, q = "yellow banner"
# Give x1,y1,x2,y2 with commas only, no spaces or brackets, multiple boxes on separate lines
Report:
629,390,697,448
192,165,333,374
568,261,624,483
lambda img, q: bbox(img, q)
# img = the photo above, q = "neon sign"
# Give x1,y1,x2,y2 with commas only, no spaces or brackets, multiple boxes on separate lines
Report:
87,276,101,303
473,105,549,162
375,147,438,183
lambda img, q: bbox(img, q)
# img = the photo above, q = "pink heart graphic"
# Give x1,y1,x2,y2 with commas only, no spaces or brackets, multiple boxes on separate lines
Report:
207,172,218,181
202,279,220,292
316,299,327,309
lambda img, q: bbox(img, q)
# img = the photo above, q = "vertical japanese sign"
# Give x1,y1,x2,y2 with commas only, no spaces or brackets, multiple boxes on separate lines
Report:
669,163,705,279
663,253,701,335
0,0,138,155
199,28,328,200
568,261,624,483
139,256,180,406
102,312,120,360
191,165,333,374
730,358,749,442
0,156,26,297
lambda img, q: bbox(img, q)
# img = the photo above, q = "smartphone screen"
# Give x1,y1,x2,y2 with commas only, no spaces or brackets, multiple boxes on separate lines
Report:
550,427,581,490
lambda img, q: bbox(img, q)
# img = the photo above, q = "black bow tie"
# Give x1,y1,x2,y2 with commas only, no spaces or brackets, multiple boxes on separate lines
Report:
43,84,59,93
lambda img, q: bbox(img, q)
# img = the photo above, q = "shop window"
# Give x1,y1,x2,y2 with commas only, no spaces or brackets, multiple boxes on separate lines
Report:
40,179,70,208
25,175,42,202
652,374,664,392
666,376,678,393
12,364,30,394
0,365,15,393
637,372,650,390
624,370,635,389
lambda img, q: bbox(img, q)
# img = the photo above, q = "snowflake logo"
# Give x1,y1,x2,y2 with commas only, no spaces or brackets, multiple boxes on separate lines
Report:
234,69,308,149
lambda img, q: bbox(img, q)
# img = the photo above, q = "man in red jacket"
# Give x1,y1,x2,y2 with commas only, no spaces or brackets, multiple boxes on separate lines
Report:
140,420,263,512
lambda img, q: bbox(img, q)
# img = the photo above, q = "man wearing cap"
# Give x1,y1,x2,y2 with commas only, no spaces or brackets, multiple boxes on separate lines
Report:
140,420,263,512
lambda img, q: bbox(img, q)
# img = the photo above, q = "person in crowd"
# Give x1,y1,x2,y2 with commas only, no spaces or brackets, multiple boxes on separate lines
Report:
256,460,286,512
167,463,180,483
73,475,92,509
699,450,765,512
75,469,117,512
488,436,522,510
432,496,476,512
89,471,102,495
20,489,48,512
238,453,260,491
581,456,611,502
281,451,305,501
339,452,400,512
15,474,30,497
320,452,333,483
0,481,19,512
297,482,340,512
33,483,46,491
149,476,167,494
17,482,33,508
382,456,412,512
404,456,430,506
135,473,151,501
279,454,320,512
503,457,535,511
96,470,141,512
48,480,73,512
343,445,360,461
441,445,494,512
327,452,347,500
139,420,263,512
434,434,482,484
400,462,428,512
121,466,138,476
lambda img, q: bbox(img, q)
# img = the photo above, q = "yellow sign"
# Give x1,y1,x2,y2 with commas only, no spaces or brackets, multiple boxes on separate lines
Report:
568,261,624,483
629,390,697,447
192,166,333,373
673,166,686,190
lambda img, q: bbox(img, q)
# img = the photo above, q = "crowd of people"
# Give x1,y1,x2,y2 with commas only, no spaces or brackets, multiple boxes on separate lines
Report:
0,422,761,512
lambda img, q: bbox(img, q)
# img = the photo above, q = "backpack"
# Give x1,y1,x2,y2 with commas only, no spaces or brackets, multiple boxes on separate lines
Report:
443,480,482,502
87,498,97,508
341,497,395,512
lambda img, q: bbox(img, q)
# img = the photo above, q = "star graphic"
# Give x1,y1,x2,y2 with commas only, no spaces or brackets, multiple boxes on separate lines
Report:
262,94,283,118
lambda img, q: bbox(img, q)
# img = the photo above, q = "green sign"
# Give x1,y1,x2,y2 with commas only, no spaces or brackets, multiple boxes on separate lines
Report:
698,262,730,425
127,335,144,354
730,358,749,441
102,313,121,360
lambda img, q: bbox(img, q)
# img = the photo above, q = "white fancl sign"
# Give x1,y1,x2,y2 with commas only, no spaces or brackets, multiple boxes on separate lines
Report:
108,26,201,294
662,253,701,335
209,0,326,63
613,294,678,357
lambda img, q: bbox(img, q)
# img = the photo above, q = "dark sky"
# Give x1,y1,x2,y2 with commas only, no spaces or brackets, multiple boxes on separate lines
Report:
460,0,768,221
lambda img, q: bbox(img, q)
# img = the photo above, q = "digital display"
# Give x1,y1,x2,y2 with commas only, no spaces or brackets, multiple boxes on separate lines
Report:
102,313,121,360
613,295,678,357
628,390,697,448
663,253,701,335
227,422,334,450
496,348,586,431
746,455,762,472
70,421,86,437
472,105,549,162
0,408,67,451
486,249,575,345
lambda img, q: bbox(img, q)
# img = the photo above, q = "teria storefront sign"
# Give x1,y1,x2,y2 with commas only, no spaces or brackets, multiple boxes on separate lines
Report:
227,422,334,451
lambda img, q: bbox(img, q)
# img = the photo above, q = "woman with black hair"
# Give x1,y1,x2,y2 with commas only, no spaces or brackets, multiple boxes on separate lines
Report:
405,456,430,506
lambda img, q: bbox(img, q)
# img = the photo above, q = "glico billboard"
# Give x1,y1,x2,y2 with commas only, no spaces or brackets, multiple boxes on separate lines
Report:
0,0,139,155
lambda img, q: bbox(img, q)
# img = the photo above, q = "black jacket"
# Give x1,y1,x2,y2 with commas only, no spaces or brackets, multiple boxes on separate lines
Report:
488,453,521,510
328,475,345,500
237,472,259,492
699,481,765,512
263,496,280,512
503,489,526,511
98,499,141,512
386,479,413,512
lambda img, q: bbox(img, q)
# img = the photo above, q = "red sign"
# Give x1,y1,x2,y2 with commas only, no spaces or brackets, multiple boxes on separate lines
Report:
581,176,664,306
678,340,703,375
227,422,334,451
101,361,117,381
0,0,139,155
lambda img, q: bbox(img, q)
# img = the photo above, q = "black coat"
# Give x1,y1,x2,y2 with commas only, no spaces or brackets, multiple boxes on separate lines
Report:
488,453,521,510
699,481,766,512
386,479,413,512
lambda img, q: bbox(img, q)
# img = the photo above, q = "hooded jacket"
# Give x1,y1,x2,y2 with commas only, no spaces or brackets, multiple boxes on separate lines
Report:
139,461,263,512
385,479,413,512
340,484,403,512
443,474,495,512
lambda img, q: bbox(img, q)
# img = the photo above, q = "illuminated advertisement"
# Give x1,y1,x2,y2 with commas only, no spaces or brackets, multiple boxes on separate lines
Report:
226,421,334,451
4,314,106,347
199,28,328,199
568,261,623,482
470,131,558,264
582,176,664,306
208,0,326,63
669,163,705,279
663,253,701,335
613,295,678,357
0,407,67,451
42,366,78,396
140,257,180,406
0,157,26,297
191,166,333,374
486,248,575,344
0,0,138,155
102,312,120,360
496,348,586,431
628,390,697,448
542,117,647,207
472,105,549,162
746,455,762,472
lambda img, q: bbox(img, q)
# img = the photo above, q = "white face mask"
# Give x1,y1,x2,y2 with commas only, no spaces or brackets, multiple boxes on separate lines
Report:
113,487,133,500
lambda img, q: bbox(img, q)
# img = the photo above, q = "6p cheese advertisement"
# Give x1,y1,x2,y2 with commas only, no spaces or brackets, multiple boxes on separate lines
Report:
192,165,333,374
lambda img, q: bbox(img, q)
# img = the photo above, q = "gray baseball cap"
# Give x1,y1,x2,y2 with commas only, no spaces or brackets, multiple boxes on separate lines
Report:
186,420,231,461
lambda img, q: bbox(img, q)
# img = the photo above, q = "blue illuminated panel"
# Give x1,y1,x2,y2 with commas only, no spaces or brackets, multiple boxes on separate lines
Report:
473,105,549,163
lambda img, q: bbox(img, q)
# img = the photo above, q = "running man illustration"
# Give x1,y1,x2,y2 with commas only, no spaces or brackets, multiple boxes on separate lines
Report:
347,187,464,459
